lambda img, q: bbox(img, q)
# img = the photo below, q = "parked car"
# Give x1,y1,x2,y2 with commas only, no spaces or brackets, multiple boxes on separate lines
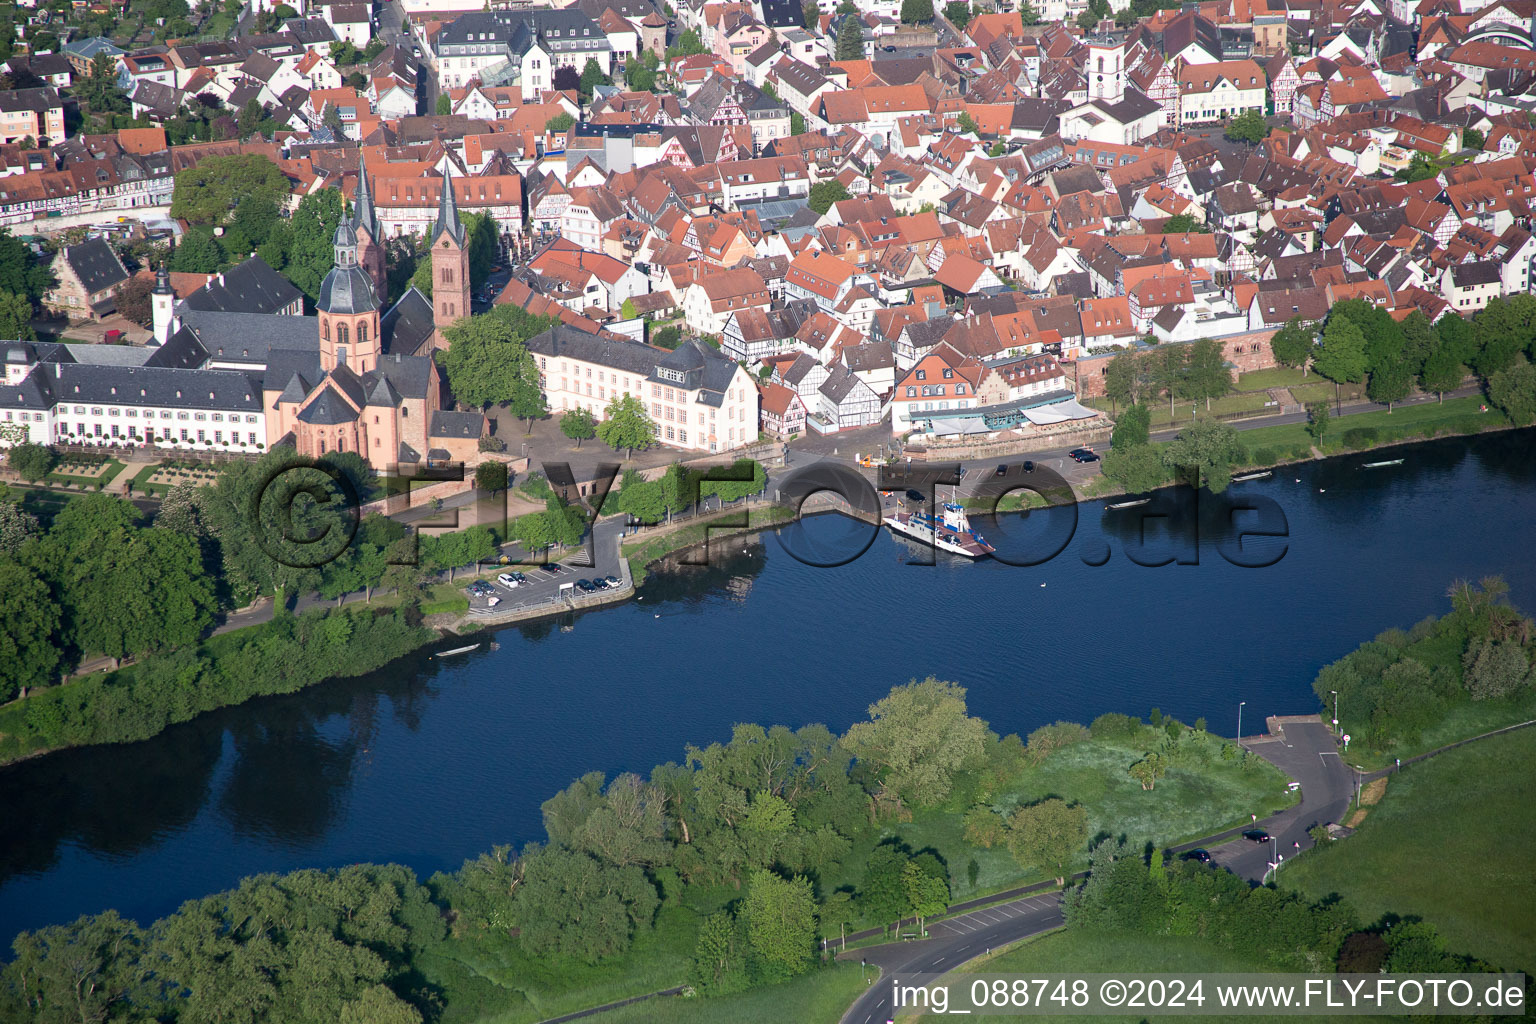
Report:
604,575,621,588
466,581,495,597
576,579,598,593
496,573,521,588
904,488,926,503
547,564,567,574
1181,848,1212,863
1242,829,1271,843
1068,448,1100,463
1023,460,1035,472
994,464,1008,477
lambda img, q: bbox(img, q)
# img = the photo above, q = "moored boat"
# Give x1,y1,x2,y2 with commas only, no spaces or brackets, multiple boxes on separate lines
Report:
1361,458,1404,468
882,502,995,558
1232,470,1273,482
434,644,480,658
1104,498,1150,510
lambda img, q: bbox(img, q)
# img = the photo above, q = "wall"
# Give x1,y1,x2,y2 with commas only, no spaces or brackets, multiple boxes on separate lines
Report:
1066,329,1278,399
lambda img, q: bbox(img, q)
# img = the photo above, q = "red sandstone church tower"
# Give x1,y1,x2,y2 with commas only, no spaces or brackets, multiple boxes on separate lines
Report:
352,153,387,300
317,219,382,374
430,165,471,350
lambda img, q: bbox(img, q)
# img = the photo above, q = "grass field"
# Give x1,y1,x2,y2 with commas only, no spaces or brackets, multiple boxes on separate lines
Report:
908,929,1292,1023
1234,396,1505,459
598,963,868,1024
820,729,1296,913
623,505,794,585
1235,367,1311,390
1283,727,1536,973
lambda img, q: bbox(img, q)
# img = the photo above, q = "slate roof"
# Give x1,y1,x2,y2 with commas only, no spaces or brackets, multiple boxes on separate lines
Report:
649,338,739,405
318,263,380,315
61,237,129,295
526,323,664,377
44,362,263,411
429,409,485,439
296,384,359,424
179,257,303,315
380,286,436,357
176,308,319,364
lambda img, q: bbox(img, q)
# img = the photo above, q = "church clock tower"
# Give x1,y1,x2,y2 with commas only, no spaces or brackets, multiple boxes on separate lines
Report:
430,165,470,349
317,219,382,374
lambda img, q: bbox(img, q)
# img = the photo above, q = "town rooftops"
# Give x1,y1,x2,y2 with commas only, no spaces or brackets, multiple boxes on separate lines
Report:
179,256,303,316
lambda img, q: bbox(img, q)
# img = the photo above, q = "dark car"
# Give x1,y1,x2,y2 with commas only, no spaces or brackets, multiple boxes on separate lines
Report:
995,464,1008,477
1068,448,1100,463
1242,829,1271,844
904,488,926,503
576,579,598,593
547,564,566,574
1181,848,1213,863
1023,460,1035,472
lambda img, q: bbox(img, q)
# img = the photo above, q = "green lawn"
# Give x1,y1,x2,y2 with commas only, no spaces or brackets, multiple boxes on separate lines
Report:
1236,367,1311,390
1234,396,1504,460
1091,393,1279,429
44,458,126,490
623,506,794,586
596,963,868,1024
911,928,1292,1023
821,729,1296,917
1284,727,1536,973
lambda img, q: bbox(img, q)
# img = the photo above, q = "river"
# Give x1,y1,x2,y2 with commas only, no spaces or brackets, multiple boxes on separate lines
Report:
2,430,1534,940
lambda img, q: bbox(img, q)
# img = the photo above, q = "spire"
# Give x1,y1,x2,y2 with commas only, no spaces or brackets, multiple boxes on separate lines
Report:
153,261,172,295
431,164,465,248
354,151,378,241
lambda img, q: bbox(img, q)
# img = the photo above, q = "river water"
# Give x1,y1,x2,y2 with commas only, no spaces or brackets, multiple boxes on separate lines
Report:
3,430,1534,940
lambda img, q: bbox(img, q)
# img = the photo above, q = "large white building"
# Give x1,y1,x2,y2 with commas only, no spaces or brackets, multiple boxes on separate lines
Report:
526,325,760,453
432,10,614,97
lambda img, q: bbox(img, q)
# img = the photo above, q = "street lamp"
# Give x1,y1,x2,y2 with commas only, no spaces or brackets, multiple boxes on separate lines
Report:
1237,701,1246,747
1330,690,1339,735
1265,852,1284,885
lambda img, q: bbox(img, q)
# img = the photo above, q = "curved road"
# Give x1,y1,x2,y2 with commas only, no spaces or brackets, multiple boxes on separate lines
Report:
836,716,1352,1024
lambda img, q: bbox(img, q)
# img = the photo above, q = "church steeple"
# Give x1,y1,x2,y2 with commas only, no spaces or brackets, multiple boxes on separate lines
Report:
431,164,465,248
354,152,378,242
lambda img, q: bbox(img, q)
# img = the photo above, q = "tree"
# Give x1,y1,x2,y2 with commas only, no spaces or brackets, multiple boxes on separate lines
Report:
435,93,451,115
1396,152,1437,183
1366,350,1414,410
0,229,54,304
441,305,557,413
1104,349,1139,410
1110,403,1150,449
0,287,34,340
544,112,575,136
1486,358,1536,426
1128,751,1167,790
1224,108,1268,145
7,442,54,482
902,860,949,936
1305,400,1330,442
901,0,934,21
512,846,659,962
691,912,747,994
1419,342,1465,403
475,461,508,493
627,63,657,92
579,58,610,99
619,298,639,320
944,1,972,27
0,561,59,699
807,180,851,215
841,677,987,812
0,497,38,555
111,276,154,329
170,226,225,274
1462,637,1530,701
461,211,498,290
284,187,345,302
790,112,806,135
1006,798,1088,880
1463,127,1485,151
741,870,817,981
561,407,598,447
597,394,657,457
1269,317,1314,373
955,110,980,135
169,152,288,225
1163,212,1208,233
79,52,129,116
803,0,820,28
835,13,866,61
1312,315,1368,392
1161,417,1244,493
1018,0,1041,23
1102,443,1168,494
1184,337,1232,410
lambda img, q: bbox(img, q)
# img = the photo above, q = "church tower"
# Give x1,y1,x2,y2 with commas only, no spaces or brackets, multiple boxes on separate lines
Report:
317,219,382,374
1088,36,1126,105
151,262,176,344
353,153,387,301
430,165,470,349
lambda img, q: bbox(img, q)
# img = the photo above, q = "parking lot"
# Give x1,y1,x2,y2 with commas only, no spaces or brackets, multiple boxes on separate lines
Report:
460,522,628,615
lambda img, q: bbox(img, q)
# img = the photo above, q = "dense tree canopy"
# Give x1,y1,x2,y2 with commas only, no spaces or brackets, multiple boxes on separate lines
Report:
169,153,289,226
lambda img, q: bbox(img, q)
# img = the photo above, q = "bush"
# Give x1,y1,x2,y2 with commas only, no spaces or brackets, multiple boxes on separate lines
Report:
1024,721,1090,764
1089,712,1141,740
1249,447,1276,466
478,434,507,453
1341,427,1378,450
7,442,55,482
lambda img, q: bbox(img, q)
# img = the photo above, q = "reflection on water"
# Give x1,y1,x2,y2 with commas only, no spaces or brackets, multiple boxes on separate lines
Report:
1,429,1534,938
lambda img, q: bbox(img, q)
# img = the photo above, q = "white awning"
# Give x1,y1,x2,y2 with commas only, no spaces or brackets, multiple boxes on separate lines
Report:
1022,398,1098,424
927,417,991,436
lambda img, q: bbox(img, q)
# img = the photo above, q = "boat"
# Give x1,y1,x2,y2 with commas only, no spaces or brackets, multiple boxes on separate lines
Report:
882,502,995,558
434,644,480,658
1232,470,1273,482
1104,498,1150,510
1361,458,1404,468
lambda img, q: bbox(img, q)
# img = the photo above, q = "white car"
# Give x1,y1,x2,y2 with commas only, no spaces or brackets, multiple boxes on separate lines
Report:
496,573,521,588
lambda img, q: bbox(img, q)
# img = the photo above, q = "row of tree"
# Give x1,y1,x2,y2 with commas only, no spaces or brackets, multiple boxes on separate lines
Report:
1102,338,1233,416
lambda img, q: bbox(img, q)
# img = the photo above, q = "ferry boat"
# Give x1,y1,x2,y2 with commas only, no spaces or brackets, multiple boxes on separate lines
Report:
882,502,995,558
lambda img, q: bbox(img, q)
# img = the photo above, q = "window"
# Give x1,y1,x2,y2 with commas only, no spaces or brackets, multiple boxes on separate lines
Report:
337,324,349,346
197,429,206,442
915,369,926,380
212,413,223,422
359,322,368,348
250,433,258,444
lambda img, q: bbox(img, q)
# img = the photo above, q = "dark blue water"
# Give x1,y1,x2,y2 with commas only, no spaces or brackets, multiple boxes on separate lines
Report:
2,430,1534,940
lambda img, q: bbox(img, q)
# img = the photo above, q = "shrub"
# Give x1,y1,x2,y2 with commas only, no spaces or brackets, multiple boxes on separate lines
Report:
1023,720,1090,764
7,442,55,482
478,434,507,453
1249,447,1276,466
1341,427,1378,450
1089,712,1141,740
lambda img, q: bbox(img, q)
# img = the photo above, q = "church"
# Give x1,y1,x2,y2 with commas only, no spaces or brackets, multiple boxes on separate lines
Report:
146,157,484,470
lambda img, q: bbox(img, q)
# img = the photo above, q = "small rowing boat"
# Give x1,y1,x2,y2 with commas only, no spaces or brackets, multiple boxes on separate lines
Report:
434,644,480,658
1361,458,1403,468
1232,470,1273,482
1104,498,1150,510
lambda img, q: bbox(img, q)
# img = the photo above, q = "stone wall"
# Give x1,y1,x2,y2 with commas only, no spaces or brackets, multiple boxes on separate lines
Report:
1065,330,1279,399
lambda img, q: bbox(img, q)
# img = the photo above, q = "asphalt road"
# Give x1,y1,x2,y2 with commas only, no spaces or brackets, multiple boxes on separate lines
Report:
836,717,1354,1024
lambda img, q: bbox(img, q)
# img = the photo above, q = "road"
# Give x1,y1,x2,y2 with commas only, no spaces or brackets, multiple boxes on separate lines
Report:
836,716,1353,1024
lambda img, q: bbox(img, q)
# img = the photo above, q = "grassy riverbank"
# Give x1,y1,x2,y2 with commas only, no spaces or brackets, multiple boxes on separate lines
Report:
621,505,795,585
1284,727,1536,972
